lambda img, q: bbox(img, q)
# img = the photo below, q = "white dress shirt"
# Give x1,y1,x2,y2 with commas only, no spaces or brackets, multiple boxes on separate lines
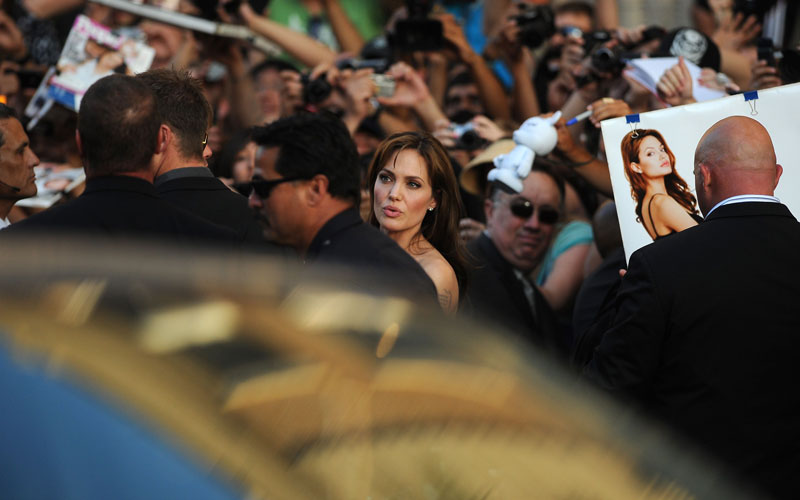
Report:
705,194,781,217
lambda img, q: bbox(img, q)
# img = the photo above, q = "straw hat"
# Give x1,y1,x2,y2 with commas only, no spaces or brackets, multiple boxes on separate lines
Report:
459,138,515,197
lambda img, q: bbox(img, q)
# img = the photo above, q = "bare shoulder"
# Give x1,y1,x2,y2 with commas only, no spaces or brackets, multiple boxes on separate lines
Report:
650,192,698,231
415,246,459,313
650,192,682,210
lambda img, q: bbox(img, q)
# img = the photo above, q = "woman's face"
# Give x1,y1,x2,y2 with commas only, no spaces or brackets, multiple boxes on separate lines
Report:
373,149,437,233
232,141,257,184
634,135,672,179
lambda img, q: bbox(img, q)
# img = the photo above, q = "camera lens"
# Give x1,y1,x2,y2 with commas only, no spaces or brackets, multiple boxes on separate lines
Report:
302,75,333,105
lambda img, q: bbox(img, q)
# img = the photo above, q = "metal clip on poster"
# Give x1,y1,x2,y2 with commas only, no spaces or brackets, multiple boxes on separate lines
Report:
744,90,759,116
88,0,281,56
626,114,640,138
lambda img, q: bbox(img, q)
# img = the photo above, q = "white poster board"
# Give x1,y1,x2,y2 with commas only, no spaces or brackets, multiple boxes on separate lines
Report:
600,82,800,261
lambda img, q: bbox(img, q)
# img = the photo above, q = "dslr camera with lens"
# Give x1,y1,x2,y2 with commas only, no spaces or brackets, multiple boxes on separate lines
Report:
513,4,555,49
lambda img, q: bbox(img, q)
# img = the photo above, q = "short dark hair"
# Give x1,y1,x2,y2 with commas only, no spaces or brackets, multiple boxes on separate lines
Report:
251,112,360,205
250,58,299,79
77,74,161,175
554,1,594,20
211,128,252,178
135,69,212,159
0,103,17,149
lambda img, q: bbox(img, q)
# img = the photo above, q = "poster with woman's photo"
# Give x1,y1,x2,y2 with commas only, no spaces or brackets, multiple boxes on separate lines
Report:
601,82,800,261
48,15,154,111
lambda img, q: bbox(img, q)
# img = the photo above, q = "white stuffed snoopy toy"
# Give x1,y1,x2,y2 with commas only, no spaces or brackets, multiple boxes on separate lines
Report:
487,111,562,193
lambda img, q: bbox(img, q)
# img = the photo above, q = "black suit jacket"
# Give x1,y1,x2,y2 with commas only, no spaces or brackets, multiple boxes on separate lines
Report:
156,174,264,244
306,208,437,307
464,233,562,355
6,176,236,244
585,202,800,499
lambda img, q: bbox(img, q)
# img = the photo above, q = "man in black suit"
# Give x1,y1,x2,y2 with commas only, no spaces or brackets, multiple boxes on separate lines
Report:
6,74,234,243
248,113,437,306
464,162,563,356
136,69,264,244
585,116,800,499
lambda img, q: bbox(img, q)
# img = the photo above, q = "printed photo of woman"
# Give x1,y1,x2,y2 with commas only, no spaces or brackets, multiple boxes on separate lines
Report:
621,129,703,240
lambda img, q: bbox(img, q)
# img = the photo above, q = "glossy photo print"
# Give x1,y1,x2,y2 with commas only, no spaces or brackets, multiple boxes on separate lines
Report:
601,82,800,260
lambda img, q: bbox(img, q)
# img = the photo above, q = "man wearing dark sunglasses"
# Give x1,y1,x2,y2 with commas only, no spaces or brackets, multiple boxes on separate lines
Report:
464,161,566,357
136,69,264,245
246,112,437,305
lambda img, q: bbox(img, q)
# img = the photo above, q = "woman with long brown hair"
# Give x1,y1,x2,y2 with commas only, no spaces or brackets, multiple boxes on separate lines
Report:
368,131,468,313
621,129,702,240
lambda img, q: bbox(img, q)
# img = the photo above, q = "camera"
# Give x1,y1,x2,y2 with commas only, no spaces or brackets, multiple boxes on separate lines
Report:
391,0,443,52
370,74,395,98
450,122,486,151
513,4,555,49
757,37,777,67
733,0,775,22
301,73,333,106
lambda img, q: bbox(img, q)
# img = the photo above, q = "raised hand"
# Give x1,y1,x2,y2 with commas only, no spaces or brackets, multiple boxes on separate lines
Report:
587,97,632,127
656,56,696,106
0,10,26,61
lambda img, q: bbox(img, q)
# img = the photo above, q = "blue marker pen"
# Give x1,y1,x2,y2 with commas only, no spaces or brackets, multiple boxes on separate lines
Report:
566,109,592,126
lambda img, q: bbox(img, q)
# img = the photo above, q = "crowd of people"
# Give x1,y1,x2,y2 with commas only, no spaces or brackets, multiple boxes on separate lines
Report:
0,0,799,498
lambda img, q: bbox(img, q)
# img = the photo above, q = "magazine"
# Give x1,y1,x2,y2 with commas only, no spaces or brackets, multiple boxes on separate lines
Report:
624,57,726,104
47,15,155,111
16,163,86,209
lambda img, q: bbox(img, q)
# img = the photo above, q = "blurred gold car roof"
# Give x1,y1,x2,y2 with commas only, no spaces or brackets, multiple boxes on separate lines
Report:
0,236,752,499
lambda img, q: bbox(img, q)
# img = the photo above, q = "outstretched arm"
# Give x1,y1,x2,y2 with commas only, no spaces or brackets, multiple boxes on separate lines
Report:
240,3,336,68
322,0,364,55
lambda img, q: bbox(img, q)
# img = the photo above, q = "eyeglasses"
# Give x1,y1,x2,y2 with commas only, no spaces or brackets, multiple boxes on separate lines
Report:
509,197,560,225
244,176,305,199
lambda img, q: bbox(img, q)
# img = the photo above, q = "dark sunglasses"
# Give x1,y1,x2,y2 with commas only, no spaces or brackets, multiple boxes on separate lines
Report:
236,176,304,198
509,198,560,225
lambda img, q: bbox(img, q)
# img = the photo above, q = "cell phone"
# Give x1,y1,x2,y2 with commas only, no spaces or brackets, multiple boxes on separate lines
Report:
757,37,776,67
370,74,395,98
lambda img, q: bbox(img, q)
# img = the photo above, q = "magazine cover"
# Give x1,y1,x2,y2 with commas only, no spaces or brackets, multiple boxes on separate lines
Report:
48,15,155,111
15,163,86,209
600,82,800,261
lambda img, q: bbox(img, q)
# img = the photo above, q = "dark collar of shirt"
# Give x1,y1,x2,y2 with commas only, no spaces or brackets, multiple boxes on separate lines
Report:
305,207,361,262
84,175,158,196
154,166,214,188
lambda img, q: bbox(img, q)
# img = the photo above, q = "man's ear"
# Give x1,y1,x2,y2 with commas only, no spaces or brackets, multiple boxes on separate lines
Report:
305,174,330,206
483,197,494,223
698,163,712,189
775,163,783,190
154,125,170,155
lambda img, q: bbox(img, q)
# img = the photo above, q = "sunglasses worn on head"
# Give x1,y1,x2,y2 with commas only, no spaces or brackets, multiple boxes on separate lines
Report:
243,176,305,198
509,197,559,225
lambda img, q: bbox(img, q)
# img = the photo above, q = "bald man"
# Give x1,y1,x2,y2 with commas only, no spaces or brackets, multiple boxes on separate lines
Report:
584,116,800,499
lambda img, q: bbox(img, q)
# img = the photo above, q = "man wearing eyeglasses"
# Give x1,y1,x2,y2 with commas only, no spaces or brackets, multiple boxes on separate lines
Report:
136,69,264,245
464,161,565,357
246,112,437,306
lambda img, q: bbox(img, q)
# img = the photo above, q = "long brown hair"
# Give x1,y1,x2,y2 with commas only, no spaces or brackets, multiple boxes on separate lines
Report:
367,131,469,293
620,129,698,223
